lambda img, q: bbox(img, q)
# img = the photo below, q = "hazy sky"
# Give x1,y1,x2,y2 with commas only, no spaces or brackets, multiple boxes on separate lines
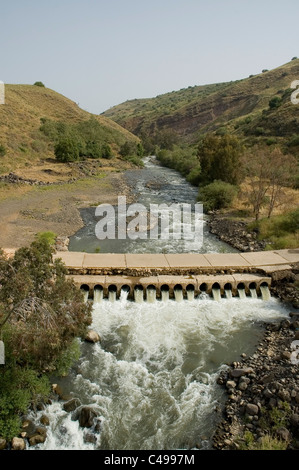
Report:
1,0,298,114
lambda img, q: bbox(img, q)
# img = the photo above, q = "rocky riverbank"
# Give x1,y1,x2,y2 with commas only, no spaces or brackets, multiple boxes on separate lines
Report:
207,213,267,252
213,311,299,450
213,262,299,450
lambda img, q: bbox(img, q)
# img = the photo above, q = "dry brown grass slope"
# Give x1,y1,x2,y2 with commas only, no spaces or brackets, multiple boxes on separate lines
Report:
0,84,139,173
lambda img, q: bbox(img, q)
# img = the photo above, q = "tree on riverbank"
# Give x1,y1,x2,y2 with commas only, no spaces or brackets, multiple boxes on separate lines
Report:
0,238,92,439
241,147,297,220
0,238,92,369
197,134,243,186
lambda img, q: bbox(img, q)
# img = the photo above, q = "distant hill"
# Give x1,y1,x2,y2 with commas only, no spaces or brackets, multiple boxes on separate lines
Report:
102,59,299,149
0,84,139,174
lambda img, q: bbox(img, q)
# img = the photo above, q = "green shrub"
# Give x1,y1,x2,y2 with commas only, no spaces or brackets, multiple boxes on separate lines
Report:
54,136,80,162
54,339,81,377
249,209,299,249
35,231,57,246
123,154,144,167
255,127,266,136
186,166,201,186
0,367,50,440
269,96,282,109
33,81,45,87
287,135,299,147
198,180,238,212
239,431,288,450
101,143,113,159
0,144,6,157
85,140,102,159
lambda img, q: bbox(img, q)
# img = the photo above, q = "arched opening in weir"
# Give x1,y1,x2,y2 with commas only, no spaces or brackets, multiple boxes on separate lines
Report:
134,284,144,303
80,284,90,303
212,282,221,302
120,285,131,300
224,283,233,299
174,284,183,302
160,284,170,302
146,285,156,303
249,282,258,298
94,285,103,304
237,282,246,299
108,284,117,302
260,281,271,301
186,284,195,301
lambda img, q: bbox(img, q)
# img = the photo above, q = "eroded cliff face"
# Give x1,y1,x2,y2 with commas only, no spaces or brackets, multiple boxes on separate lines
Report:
103,59,299,144
109,92,261,142
153,93,260,139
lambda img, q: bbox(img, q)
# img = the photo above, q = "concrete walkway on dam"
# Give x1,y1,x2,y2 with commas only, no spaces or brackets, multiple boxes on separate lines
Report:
52,249,299,275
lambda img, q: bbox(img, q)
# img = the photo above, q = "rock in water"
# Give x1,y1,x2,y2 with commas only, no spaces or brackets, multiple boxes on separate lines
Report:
85,330,101,343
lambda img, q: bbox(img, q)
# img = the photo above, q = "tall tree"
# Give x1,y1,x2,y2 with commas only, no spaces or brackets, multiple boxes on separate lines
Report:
0,239,92,370
241,147,297,220
197,134,243,186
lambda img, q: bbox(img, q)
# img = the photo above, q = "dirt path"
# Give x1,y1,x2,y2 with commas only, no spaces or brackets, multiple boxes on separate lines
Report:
0,170,133,249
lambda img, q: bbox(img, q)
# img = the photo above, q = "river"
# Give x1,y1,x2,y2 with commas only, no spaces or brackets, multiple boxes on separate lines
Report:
29,157,289,451
68,156,238,254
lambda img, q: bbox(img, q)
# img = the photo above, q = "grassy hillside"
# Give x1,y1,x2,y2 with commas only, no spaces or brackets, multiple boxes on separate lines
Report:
102,59,299,149
0,84,139,174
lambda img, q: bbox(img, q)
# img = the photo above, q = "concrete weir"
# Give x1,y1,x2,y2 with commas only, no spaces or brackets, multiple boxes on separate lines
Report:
52,249,299,302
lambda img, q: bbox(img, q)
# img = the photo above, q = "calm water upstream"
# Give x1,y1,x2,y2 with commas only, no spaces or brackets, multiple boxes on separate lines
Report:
29,157,289,451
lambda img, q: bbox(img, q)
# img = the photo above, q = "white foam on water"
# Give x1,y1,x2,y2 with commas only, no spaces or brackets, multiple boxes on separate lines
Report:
93,287,103,304
30,295,289,451
250,288,258,299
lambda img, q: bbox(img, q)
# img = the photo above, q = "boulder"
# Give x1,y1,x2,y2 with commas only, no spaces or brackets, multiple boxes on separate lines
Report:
52,383,64,398
11,437,26,450
230,368,253,378
281,351,292,360
290,414,299,428
246,403,259,416
77,406,98,428
40,415,50,426
276,427,291,442
63,398,82,412
21,419,37,438
0,438,7,450
85,330,101,344
29,433,47,447
238,381,248,391
226,380,236,389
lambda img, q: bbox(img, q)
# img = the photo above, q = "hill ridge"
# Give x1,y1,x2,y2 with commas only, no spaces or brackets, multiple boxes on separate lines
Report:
102,59,299,145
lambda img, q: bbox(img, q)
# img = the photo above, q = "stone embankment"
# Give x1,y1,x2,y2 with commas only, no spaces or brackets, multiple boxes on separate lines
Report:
208,213,267,252
208,212,299,449
0,172,74,186
213,311,299,450
213,261,299,450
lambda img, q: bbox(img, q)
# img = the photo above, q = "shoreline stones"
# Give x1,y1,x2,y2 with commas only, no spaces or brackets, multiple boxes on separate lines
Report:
207,213,267,252
213,311,299,450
